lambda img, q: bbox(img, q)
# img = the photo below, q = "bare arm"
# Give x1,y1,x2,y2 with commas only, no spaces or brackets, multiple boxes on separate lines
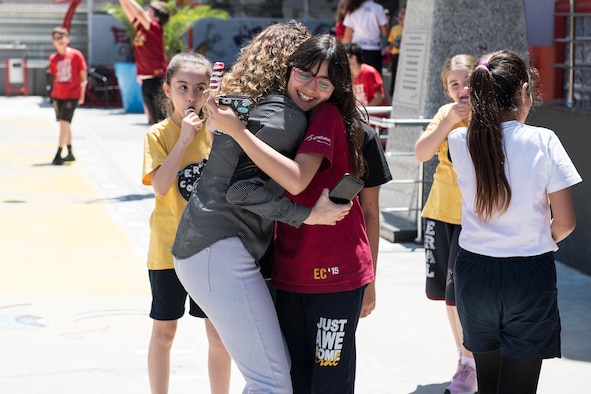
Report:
231,127,323,195
380,24,389,38
205,98,322,195
342,27,353,43
368,90,385,106
78,69,87,105
548,187,577,243
150,114,203,196
415,103,468,162
359,186,380,318
118,0,151,30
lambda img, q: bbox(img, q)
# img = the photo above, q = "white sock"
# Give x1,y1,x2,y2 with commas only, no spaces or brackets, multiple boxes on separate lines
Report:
461,355,476,369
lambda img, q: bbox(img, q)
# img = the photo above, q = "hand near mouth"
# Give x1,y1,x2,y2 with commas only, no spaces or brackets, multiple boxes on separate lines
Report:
448,100,470,125
179,107,203,144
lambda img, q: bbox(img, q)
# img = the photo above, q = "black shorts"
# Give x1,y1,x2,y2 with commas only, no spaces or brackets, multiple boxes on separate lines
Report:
52,99,78,123
141,77,166,124
455,249,561,359
148,269,206,320
423,219,461,305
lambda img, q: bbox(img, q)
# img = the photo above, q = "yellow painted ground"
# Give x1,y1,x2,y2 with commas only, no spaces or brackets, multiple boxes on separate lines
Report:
0,118,149,297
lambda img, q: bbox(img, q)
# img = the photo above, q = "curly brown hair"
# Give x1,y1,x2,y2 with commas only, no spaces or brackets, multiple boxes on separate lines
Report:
221,21,311,102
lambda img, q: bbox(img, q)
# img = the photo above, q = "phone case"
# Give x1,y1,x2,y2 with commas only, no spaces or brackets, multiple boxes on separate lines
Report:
329,173,365,204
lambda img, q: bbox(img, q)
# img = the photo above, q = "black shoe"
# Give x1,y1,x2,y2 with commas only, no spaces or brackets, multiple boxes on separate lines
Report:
63,153,76,162
52,156,64,165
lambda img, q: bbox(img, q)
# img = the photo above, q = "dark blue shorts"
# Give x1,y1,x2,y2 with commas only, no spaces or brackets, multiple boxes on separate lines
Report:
149,269,206,320
455,249,561,359
52,98,78,123
423,219,461,305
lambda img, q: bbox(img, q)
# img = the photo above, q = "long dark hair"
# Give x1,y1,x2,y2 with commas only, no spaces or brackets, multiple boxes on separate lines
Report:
288,34,365,177
344,0,365,14
468,49,538,221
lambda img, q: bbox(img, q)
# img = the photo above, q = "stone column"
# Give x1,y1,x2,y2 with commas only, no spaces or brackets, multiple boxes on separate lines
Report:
381,0,528,241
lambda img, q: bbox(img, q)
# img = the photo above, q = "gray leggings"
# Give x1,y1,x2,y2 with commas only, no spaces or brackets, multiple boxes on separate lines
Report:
174,237,292,394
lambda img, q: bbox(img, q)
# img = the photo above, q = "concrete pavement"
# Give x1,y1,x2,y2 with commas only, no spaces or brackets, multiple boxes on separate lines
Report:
0,96,589,393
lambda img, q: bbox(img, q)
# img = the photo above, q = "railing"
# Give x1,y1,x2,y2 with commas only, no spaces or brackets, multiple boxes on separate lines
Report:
552,7,591,110
364,106,432,242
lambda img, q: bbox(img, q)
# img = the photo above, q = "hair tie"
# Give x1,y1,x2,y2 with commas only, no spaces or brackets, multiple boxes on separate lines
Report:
478,61,489,69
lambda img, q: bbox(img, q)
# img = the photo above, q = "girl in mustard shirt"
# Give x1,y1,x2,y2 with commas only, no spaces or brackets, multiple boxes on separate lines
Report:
414,54,478,394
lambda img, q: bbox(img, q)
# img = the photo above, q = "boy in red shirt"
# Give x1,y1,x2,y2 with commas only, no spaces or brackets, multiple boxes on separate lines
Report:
48,27,87,165
345,42,387,106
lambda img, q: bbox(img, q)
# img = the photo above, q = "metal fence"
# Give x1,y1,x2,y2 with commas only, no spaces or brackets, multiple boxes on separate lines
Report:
366,106,432,242
0,1,88,67
556,11,591,111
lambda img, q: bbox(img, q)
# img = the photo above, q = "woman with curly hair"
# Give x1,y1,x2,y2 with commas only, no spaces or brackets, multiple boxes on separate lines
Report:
171,22,351,393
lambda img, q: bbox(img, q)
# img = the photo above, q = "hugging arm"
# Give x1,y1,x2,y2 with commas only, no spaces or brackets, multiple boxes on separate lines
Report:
205,98,320,195
226,144,350,227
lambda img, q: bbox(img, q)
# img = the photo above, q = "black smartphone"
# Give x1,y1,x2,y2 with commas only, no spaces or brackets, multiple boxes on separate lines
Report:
329,173,365,204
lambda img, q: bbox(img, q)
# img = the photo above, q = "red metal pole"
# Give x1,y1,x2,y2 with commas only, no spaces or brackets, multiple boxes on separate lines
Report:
56,0,82,33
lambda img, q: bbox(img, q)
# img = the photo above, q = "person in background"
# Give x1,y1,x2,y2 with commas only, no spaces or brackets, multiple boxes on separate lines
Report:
142,52,230,394
48,26,87,166
381,8,392,70
382,5,405,97
358,118,393,318
119,0,169,124
448,49,581,394
345,42,387,107
342,0,389,76
414,54,478,394
333,0,347,41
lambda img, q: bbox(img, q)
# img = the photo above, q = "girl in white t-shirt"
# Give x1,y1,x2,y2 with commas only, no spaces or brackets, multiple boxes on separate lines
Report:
448,49,582,394
342,0,389,75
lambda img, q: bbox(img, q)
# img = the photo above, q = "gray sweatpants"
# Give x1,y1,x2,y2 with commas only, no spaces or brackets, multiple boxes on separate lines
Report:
174,237,292,394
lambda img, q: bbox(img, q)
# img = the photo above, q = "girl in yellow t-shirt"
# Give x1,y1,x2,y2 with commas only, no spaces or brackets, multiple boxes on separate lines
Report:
414,54,478,394
141,52,231,394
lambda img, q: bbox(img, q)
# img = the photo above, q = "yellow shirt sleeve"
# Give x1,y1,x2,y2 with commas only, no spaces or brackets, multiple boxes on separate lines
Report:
420,103,467,225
